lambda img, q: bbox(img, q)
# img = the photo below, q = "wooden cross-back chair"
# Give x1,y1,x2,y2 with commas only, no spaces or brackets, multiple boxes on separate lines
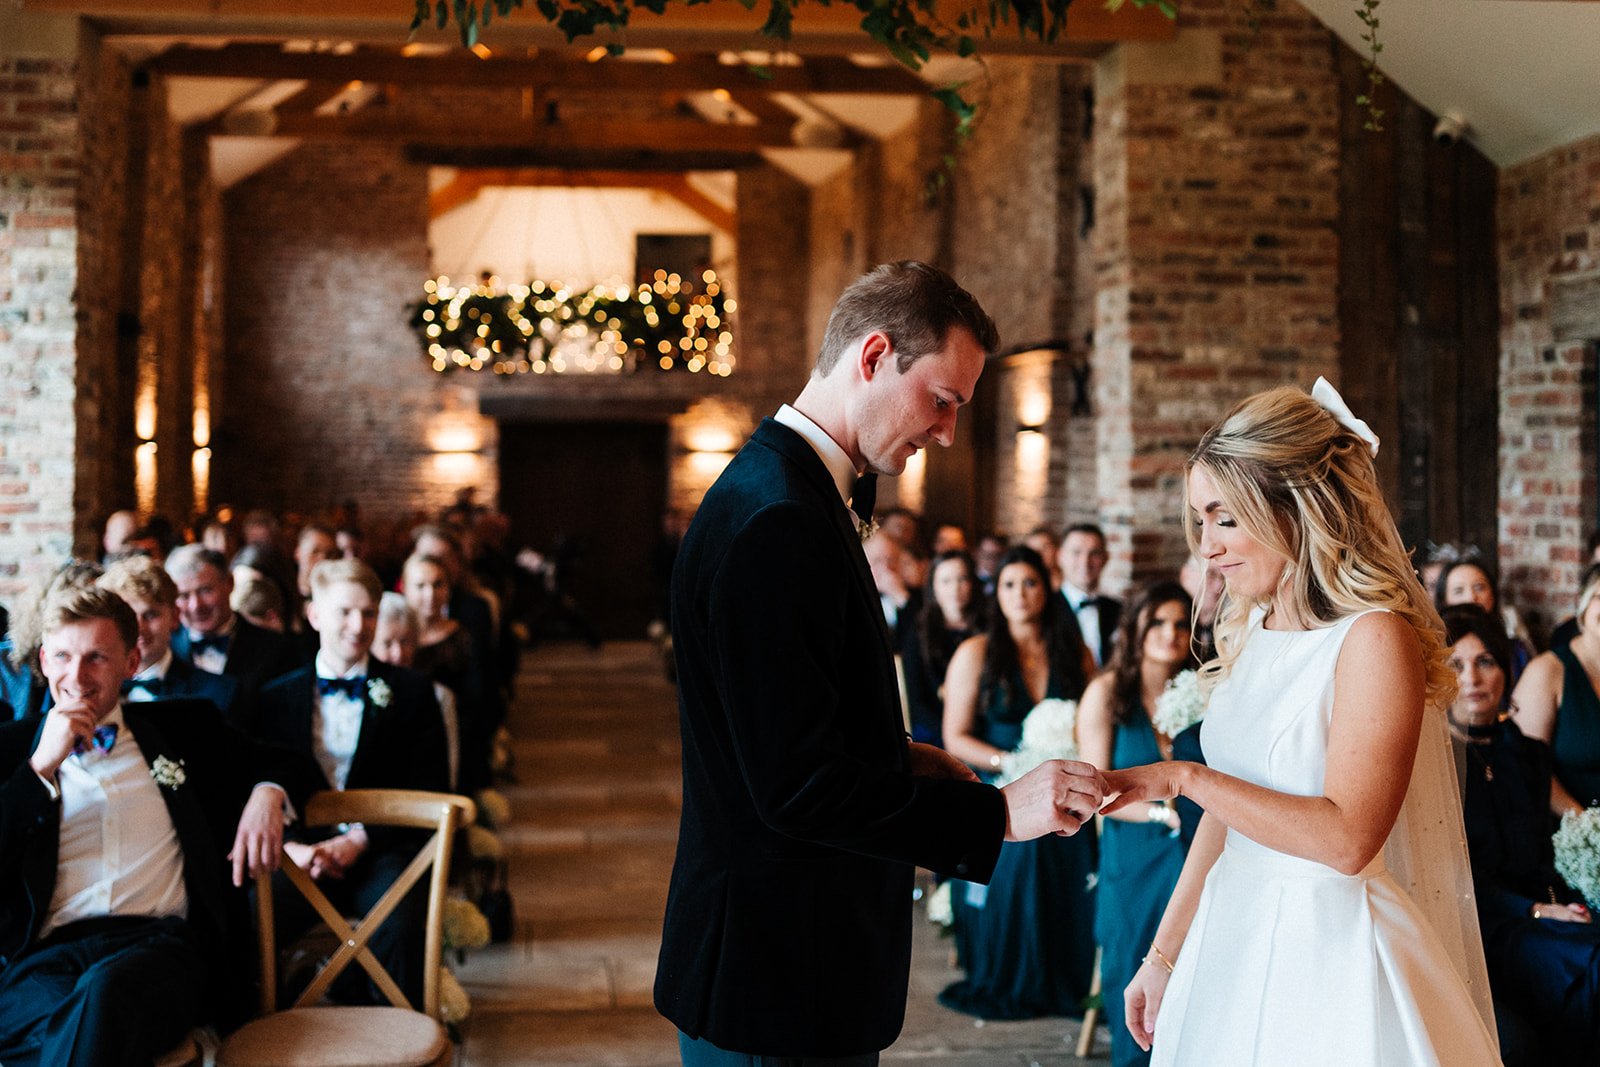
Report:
216,789,476,1067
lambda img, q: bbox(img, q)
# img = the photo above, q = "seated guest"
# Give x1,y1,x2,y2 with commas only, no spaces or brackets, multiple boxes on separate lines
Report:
200,516,239,559
335,525,366,562
1077,581,1197,1067
1023,525,1063,590
293,523,337,607
932,523,969,554
3,561,106,720
411,524,496,650
1443,604,1600,1064
0,585,320,1066
1548,531,1600,652
876,506,921,549
373,592,460,790
863,532,917,638
100,509,139,564
402,553,492,791
1435,554,1535,683
1178,553,1224,664
901,550,984,747
973,531,1006,597
232,575,288,634
98,556,237,712
253,559,449,1007
1057,523,1122,669
166,545,304,715
1512,562,1600,817
939,546,1096,1020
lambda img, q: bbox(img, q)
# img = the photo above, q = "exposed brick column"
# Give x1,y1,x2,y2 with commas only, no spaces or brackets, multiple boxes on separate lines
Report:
1092,0,1341,593
0,12,81,599
1496,135,1600,630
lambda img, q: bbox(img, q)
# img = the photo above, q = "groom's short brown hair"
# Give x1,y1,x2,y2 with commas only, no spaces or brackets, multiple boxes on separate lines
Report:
815,262,999,377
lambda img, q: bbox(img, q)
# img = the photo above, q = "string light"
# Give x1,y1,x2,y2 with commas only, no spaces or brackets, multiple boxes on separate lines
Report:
408,269,736,378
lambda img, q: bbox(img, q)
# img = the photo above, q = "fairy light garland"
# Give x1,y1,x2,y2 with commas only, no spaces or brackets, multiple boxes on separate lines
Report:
408,268,736,377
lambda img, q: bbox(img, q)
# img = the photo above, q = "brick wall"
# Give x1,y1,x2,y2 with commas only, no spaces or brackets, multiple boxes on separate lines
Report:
219,141,500,522
1092,0,1341,593
0,15,80,600
1496,134,1600,629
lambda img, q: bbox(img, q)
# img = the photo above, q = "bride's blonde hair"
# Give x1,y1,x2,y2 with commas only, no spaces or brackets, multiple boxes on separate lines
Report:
1187,385,1456,710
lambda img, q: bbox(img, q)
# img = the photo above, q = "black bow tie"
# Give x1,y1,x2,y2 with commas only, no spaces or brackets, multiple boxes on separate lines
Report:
121,678,160,697
317,676,366,700
851,473,878,522
190,632,230,656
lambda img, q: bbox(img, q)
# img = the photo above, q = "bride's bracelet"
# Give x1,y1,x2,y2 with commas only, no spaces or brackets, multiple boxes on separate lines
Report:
1145,942,1176,975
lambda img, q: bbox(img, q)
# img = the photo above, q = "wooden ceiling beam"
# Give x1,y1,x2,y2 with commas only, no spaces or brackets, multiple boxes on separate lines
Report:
428,166,736,232
142,44,932,95
266,109,799,151
404,144,765,172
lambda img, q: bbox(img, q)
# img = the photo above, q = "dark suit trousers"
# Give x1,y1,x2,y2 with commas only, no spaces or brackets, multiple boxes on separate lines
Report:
678,1032,879,1067
270,849,429,1008
0,916,204,1067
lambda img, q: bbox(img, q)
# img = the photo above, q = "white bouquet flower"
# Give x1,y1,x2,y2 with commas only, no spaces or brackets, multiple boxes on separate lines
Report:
1554,806,1600,909
925,880,954,927
1151,669,1207,739
996,698,1079,786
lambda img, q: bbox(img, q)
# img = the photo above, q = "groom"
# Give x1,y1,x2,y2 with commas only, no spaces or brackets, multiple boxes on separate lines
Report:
656,262,1108,1065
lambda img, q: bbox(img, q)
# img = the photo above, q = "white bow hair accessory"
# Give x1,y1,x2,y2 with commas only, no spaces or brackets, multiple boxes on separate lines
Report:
1311,377,1380,458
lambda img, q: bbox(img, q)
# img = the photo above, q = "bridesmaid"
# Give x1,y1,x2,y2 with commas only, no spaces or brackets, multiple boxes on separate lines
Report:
1078,581,1197,1067
938,546,1096,1019
1511,562,1600,816
1442,604,1600,1063
901,550,985,747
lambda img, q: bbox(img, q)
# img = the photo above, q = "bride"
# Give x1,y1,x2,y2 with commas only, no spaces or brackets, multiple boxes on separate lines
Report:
1102,380,1500,1065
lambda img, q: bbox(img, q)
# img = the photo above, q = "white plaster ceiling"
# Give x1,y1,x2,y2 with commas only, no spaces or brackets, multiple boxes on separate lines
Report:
427,182,737,285
1297,0,1600,166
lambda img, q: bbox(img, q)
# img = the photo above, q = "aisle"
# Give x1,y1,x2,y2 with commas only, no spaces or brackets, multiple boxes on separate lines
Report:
457,641,1103,1066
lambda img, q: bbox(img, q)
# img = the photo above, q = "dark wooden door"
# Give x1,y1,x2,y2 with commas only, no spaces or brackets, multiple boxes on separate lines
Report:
498,420,668,640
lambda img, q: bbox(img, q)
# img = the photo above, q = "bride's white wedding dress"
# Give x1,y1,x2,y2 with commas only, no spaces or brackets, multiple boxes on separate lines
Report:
1151,609,1500,1066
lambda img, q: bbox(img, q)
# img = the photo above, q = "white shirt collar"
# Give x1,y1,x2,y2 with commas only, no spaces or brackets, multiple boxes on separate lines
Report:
1062,581,1095,607
315,651,370,681
775,404,857,508
134,649,173,682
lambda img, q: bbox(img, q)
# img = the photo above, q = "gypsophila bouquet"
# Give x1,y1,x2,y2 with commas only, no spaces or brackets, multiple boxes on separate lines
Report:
474,788,512,829
1553,806,1600,909
996,698,1079,786
467,825,505,861
442,895,492,953
437,966,472,1042
1151,670,1207,739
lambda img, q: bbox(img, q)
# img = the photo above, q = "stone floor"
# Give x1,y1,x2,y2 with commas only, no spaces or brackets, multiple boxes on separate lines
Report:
457,641,1109,1066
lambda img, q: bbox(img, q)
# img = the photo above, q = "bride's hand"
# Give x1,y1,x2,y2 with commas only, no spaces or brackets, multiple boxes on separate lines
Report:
1101,762,1189,816
1125,955,1171,1052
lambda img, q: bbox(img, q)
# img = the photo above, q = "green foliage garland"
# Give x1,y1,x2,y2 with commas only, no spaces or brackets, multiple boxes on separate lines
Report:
409,269,736,377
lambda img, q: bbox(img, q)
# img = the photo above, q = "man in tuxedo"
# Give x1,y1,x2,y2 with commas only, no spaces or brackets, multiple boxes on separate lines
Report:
0,585,321,1066
166,544,305,719
1058,523,1122,668
657,262,1107,1066
98,555,238,713
250,558,449,1007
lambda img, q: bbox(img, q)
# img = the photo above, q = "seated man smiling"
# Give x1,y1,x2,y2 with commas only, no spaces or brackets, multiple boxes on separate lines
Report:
0,584,322,1067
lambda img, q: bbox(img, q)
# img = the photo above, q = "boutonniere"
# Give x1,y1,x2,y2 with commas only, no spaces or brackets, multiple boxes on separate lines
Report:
857,517,879,542
366,677,393,709
150,755,187,791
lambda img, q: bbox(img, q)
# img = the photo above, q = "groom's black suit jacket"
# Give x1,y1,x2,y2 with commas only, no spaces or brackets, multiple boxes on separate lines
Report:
0,699,323,1026
656,419,1006,1058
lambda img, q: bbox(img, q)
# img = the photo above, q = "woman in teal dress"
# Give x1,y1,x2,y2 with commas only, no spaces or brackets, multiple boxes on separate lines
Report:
1511,561,1600,815
1078,581,1197,1066
939,546,1097,1019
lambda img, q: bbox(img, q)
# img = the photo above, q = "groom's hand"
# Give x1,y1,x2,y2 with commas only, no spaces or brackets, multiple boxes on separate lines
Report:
1000,759,1106,841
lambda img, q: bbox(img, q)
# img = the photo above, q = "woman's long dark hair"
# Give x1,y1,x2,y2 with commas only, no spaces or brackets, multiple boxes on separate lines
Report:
1433,556,1501,617
979,546,1088,718
917,550,984,668
1105,580,1195,726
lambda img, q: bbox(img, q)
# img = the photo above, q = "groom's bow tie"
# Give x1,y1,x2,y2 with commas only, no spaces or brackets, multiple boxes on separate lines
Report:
318,676,366,700
850,473,878,523
189,632,230,657
73,724,119,757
